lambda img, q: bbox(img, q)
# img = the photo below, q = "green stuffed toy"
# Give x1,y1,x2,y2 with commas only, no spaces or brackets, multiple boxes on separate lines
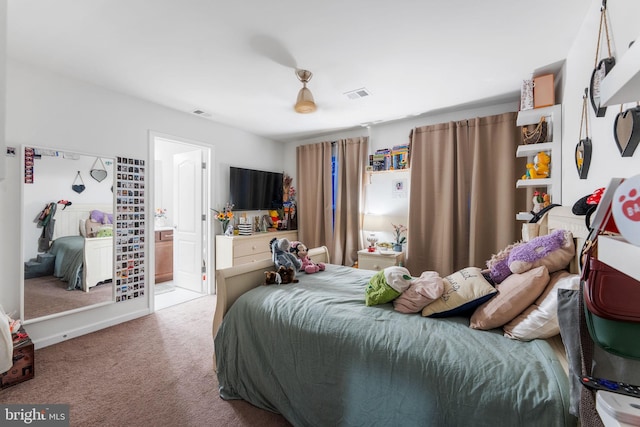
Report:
365,266,413,306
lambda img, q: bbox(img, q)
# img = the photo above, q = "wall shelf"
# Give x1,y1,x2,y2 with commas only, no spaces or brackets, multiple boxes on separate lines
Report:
516,178,552,188
514,104,562,220
600,36,640,106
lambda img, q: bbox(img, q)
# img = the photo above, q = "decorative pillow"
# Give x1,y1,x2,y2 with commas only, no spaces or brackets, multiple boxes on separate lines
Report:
96,226,113,238
421,267,497,318
85,219,103,238
486,241,522,284
508,229,575,275
503,271,580,341
79,219,87,237
90,210,113,225
383,266,413,293
470,266,550,330
365,270,401,306
394,271,444,314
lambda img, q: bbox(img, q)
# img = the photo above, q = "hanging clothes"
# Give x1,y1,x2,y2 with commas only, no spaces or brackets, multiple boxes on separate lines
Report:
37,202,57,252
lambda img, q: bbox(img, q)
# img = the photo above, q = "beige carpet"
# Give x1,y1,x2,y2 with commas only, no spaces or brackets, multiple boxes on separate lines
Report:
24,276,113,320
1,296,291,427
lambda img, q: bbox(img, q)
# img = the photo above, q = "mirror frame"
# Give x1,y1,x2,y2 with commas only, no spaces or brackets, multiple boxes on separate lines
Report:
20,145,116,324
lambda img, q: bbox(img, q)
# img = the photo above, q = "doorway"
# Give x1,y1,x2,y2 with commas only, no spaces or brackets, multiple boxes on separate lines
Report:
151,133,211,311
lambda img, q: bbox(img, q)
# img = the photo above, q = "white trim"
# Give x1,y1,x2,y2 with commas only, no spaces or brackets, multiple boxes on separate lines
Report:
31,309,150,349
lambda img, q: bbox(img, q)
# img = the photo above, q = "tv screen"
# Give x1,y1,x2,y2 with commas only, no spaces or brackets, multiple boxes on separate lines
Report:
229,167,284,210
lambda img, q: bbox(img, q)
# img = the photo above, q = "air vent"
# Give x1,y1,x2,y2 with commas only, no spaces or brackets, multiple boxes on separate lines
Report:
344,88,371,100
191,109,211,117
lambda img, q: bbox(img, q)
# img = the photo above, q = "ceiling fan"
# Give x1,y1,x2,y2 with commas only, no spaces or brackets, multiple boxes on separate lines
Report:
294,69,317,114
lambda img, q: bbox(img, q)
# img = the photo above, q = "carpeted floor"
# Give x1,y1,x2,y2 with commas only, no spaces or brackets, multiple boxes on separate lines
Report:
1,295,291,427
24,276,113,320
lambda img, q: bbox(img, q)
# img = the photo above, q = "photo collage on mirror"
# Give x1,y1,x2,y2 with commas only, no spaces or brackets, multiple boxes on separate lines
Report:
114,157,146,302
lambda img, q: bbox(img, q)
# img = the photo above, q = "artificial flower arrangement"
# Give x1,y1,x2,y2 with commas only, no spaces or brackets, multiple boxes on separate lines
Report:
392,223,407,250
155,208,167,218
213,202,234,233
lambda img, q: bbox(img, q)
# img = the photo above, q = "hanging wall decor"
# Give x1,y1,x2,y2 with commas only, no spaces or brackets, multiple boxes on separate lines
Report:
90,157,108,182
576,88,593,180
71,171,86,193
613,102,640,157
589,0,615,117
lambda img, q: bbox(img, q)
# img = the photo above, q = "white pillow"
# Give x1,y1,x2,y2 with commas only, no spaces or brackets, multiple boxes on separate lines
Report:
503,271,580,341
79,219,87,237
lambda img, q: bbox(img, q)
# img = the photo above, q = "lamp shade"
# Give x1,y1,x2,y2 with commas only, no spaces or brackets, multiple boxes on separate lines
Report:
295,86,317,113
362,214,389,231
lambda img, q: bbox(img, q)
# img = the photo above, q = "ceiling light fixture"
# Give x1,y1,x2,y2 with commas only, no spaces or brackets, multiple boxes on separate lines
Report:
294,69,317,114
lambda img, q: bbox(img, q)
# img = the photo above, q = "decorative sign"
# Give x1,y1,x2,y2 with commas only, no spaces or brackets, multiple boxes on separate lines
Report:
612,175,640,246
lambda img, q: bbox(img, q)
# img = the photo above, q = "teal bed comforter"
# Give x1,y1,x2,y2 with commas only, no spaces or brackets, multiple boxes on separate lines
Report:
50,235,84,290
215,264,575,427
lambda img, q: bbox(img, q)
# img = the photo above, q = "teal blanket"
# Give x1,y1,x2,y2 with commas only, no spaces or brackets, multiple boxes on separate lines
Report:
215,264,575,427
50,235,84,290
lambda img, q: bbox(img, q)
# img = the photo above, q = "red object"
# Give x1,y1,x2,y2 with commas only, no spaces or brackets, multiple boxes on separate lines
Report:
587,187,605,205
367,247,376,252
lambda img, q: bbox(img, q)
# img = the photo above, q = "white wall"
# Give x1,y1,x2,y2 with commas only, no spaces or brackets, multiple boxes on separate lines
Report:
0,0,6,180
561,0,640,204
2,60,284,347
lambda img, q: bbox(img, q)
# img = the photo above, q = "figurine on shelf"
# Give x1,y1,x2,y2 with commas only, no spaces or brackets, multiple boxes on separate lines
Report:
522,151,551,180
531,191,549,214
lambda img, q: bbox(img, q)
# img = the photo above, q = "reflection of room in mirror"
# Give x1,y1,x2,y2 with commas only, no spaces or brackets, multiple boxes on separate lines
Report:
22,146,115,322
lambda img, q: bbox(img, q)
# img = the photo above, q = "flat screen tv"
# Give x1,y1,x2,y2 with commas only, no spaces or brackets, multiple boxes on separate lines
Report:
229,166,284,211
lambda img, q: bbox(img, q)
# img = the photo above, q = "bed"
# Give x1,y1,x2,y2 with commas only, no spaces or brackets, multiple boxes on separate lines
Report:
50,203,113,292
213,207,587,426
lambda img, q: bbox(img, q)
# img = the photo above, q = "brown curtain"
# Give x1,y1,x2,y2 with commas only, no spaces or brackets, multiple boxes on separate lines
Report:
406,112,526,276
333,137,369,266
296,137,369,266
296,141,333,252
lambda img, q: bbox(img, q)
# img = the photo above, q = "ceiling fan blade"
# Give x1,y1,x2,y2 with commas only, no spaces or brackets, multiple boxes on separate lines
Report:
249,34,297,69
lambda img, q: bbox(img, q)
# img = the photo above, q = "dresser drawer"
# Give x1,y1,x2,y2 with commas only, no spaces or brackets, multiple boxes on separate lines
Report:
234,237,271,258
155,230,174,241
358,251,404,271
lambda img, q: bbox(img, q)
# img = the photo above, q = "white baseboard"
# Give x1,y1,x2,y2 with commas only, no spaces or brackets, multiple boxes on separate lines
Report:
31,309,150,349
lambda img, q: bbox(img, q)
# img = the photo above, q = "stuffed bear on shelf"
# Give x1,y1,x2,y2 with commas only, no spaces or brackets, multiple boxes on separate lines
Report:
522,151,551,180
290,241,325,274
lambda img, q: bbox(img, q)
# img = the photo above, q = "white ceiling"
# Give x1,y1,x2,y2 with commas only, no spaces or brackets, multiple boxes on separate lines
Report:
7,0,591,142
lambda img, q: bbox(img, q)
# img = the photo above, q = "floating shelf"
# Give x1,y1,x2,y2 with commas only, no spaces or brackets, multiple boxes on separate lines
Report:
516,178,552,188
516,105,561,126
516,212,534,221
516,142,554,157
600,36,640,106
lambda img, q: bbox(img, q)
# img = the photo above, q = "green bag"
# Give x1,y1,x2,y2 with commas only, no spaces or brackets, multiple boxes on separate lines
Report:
584,305,640,361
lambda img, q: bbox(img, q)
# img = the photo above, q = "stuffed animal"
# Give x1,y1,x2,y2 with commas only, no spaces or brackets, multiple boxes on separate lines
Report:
264,270,282,285
290,241,325,274
264,266,299,285
522,151,551,180
270,238,303,273
279,266,299,284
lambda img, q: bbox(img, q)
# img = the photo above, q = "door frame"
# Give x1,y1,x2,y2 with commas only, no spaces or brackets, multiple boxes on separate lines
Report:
148,130,214,311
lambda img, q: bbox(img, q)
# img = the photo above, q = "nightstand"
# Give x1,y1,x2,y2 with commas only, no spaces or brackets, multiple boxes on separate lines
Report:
358,249,404,271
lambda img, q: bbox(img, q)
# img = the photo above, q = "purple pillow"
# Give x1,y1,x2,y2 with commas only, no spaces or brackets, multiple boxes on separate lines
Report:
90,210,113,224
486,241,522,284
507,229,574,274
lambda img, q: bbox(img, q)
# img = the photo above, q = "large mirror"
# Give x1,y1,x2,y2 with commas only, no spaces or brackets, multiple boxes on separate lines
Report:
22,146,115,322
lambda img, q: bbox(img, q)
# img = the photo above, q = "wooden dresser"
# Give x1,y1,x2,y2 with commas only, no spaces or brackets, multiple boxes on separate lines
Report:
215,230,298,270
155,229,173,283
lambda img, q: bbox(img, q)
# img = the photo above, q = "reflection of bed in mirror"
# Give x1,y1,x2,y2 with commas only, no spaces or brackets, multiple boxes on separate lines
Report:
50,203,114,292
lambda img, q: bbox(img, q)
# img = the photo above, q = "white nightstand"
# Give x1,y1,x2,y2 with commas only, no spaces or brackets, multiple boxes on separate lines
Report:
358,249,404,271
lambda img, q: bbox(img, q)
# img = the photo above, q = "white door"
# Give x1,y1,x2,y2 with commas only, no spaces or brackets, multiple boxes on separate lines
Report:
173,149,204,292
